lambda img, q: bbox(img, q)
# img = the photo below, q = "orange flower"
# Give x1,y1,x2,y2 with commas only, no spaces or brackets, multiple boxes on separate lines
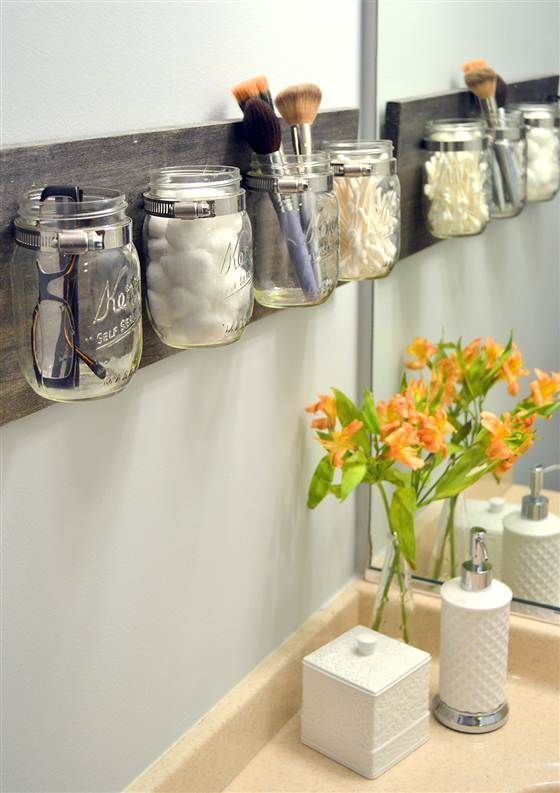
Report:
529,369,560,407
305,394,337,430
416,408,454,456
481,411,513,461
384,423,424,470
318,419,363,468
405,337,437,370
377,393,416,437
430,355,462,406
463,337,482,363
501,345,529,396
485,340,529,396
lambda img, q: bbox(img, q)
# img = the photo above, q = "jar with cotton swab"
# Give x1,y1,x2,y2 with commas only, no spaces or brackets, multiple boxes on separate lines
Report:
143,166,253,348
324,140,400,280
423,119,491,239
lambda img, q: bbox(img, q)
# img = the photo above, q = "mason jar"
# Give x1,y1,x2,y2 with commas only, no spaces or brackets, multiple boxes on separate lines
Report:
245,152,338,308
11,185,142,402
143,166,253,348
423,119,491,239
510,102,560,202
324,140,400,280
488,110,527,219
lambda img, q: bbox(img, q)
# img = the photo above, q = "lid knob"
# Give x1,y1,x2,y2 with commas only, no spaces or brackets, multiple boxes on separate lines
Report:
521,464,560,520
461,528,492,591
488,496,505,513
356,634,377,656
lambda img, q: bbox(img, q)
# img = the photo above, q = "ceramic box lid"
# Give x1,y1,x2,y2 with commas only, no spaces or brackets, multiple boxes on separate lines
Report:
303,626,431,696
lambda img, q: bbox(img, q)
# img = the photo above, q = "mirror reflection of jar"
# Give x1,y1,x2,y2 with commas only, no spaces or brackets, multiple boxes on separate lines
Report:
143,166,253,349
245,153,338,308
423,119,491,239
510,102,560,202
324,140,401,280
10,186,143,402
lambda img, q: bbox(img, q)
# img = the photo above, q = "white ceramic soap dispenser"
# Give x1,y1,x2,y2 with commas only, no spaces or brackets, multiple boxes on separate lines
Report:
502,464,560,607
433,528,512,733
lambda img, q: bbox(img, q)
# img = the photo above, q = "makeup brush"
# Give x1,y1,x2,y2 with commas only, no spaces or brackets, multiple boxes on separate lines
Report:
463,61,519,210
242,97,318,298
231,75,274,111
275,83,322,156
495,74,507,108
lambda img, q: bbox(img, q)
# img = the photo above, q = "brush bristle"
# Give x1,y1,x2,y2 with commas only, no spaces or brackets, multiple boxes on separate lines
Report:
462,59,489,74
242,97,282,155
495,74,507,107
231,77,266,109
275,83,322,126
464,66,497,101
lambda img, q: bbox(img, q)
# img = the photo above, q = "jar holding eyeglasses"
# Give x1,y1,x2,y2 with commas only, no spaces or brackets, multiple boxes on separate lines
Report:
10,185,143,402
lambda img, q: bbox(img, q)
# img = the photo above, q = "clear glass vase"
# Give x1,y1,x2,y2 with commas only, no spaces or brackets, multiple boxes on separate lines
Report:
431,493,469,580
372,535,414,643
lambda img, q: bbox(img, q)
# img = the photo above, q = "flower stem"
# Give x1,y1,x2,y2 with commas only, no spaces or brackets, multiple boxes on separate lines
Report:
432,495,457,580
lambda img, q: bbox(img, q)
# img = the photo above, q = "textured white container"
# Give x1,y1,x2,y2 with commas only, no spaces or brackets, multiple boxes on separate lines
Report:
502,510,560,608
301,626,431,780
438,577,511,715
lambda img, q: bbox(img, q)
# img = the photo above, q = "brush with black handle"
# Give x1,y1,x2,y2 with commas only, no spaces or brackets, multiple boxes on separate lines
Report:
242,97,319,299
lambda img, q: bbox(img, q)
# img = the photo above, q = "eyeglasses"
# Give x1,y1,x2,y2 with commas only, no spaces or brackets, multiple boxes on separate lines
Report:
31,186,106,389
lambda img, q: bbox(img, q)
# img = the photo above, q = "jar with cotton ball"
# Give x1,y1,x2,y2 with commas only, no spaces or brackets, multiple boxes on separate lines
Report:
423,119,491,239
143,167,253,348
510,102,559,202
324,140,400,280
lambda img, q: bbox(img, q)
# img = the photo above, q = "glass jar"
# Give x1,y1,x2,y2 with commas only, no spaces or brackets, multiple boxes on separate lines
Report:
245,152,338,308
488,110,527,219
510,102,560,202
11,185,142,402
423,119,491,238
324,140,400,280
143,166,253,348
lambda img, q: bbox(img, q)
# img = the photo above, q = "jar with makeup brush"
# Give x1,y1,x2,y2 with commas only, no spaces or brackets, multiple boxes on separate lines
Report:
510,102,560,202
11,185,142,402
488,110,527,219
324,140,400,280
423,119,491,239
143,166,253,348
245,152,338,308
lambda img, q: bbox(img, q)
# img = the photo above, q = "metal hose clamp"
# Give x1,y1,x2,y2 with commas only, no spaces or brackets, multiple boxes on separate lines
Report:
143,192,245,219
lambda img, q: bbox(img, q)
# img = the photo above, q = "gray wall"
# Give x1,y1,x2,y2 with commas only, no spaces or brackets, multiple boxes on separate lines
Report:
0,2,365,791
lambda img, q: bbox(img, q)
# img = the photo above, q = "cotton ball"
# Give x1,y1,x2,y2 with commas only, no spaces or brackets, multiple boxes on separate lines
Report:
146,216,168,239
147,237,168,261
147,262,170,292
173,313,226,346
166,218,210,250
147,290,172,329
160,253,187,285
168,288,211,320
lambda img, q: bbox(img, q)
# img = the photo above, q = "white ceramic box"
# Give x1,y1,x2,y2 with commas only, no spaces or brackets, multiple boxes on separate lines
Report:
301,626,431,779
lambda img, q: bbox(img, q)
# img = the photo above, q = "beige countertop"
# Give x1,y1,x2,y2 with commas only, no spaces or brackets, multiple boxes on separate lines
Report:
225,592,560,793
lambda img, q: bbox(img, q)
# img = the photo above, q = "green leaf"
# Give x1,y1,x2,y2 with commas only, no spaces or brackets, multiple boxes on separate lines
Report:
307,455,334,508
383,467,409,487
339,452,367,500
433,445,494,500
332,388,360,425
451,421,472,445
360,391,381,435
390,486,417,568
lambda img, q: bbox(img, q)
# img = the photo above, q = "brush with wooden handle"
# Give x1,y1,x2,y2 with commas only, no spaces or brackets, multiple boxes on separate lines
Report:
242,97,319,299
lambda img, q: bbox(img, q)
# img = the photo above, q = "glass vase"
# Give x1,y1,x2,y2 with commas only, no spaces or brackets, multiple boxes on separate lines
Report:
431,493,469,581
371,535,414,644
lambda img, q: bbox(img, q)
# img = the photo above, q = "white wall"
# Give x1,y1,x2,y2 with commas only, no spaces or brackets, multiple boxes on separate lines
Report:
373,0,560,531
0,2,364,791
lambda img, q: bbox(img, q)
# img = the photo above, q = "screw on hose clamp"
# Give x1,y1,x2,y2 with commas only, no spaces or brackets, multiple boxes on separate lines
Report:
174,200,215,219
276,177,310,194
54,230,104,253
331,161,374,177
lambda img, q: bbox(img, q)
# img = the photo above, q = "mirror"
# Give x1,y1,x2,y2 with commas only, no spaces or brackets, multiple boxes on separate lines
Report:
370,2,560,617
